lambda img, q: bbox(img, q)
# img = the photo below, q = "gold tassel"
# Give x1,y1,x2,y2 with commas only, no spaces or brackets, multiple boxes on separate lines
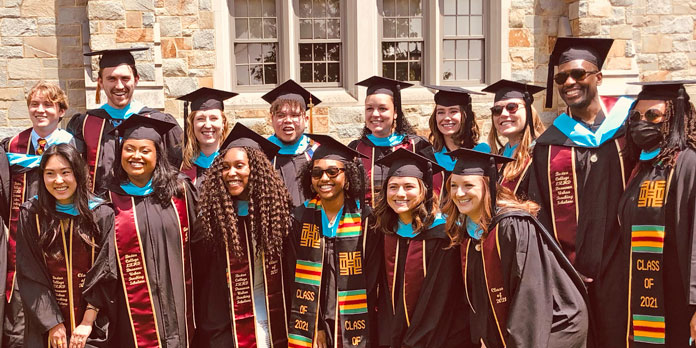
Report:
95,83,101,104
308,95,314,134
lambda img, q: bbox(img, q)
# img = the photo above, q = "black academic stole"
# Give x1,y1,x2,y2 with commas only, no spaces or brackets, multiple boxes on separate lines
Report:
627,162,675,347
460,227,511,346
288,197,369,348
6,128,32,302
355,138,414,207
40,218,95,344
110,185,194,348
224,219,288,348
81,115,106,192
383,234,425,326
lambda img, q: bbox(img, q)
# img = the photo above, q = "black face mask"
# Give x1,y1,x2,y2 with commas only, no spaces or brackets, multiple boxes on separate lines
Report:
630,120,664,151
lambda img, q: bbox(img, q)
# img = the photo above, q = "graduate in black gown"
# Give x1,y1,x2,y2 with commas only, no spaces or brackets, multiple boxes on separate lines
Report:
82,115,197,348
16,144,112,348
528,37,637,347
446,148,589,348
2,82,75,348
482,80,545,197
193,123,291,347
262,79,321,208
372,149,472,348
422,85,489,203
617,80,696,347
285,134,380,348
177,87,238,188
67,48,183,197
349,76,432,207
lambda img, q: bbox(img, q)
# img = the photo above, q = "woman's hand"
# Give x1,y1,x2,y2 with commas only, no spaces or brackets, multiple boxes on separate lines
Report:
314,329,327,348
69,323,92,348
49,323,67,348
690,311,696,345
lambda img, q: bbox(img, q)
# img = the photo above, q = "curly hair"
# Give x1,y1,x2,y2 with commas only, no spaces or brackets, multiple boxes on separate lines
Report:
428,105,481,151
625,100,696,167
372,177,438,235
197,147,292,259
181,109,230,170
37,144,100,260
298,157,367,205
112,139,183,207
443,175,539,246
487,103,546,182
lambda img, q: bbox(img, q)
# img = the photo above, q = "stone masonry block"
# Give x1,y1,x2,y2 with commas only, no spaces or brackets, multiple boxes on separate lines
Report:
192,30,215,50
1,18,37,36
88,1,125,20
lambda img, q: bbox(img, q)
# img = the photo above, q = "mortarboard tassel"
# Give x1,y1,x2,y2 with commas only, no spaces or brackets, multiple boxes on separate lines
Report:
524,91,536,140
183,101,189,147
488,157,498,214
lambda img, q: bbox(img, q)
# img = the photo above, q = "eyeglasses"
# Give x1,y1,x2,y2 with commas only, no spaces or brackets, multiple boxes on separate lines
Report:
553,68,600,84
311,167,345,179
490,102,522,116
273,112,303,121
630,109,665,123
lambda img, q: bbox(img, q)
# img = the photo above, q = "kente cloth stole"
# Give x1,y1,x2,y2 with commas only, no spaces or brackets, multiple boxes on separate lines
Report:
355,139,414,207
628,162,676,347
6,128,32,302
460,227,511,346
224,220,288,348
288,197,369,348
40,218,94,344
82,115,106,193
383,234,426,326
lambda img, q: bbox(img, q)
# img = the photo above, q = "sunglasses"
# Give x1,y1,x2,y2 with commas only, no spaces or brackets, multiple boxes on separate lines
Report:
311,167,345,179
490,102,522,116
630,109,665,123
553,68,600,84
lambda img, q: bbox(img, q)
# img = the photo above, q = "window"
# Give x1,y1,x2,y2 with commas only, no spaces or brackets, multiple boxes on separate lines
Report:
380,0,423,83
233,0,279,86
442,0,485,83
298,0,342,85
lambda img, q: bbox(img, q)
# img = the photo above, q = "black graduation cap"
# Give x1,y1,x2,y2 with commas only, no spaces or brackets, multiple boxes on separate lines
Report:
84,47,149,70
483,79,545,139
108,114,176,144
261,79,321,110
628,80,696,150
220,122,280,160
426,85,484,107
546,37,614,108
376,148,445,211
448,148,513,213
305,133,368,162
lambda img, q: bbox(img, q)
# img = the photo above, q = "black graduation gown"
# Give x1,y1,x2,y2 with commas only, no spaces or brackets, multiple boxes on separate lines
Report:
82,176,197,348
528,117,636,347
284,204,381,347
465,212,589,348
273,151,311,208
618,149,696,347
16,198,113,347
378,223,473,348
0,146,9,346
348,135,432,206
179,162,208,191
67,108,183,198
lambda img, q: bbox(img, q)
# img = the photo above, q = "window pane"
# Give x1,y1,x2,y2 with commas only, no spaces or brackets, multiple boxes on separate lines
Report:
396,0,409,16
396,18,409,38
327,43,340,61
327,0,340,16
300,63,313,82
470,16,483,36
409,61,421,81
327,19,340,39
236,66,250,85
299,0,312,17
470,61,482,80
458,0,469,14
263,18,277,38
248,0,262,16
395,42,408,60
234,0,248,16
383,63,395,79
313,0,327,17
457,16,469,36
396,62,408,81
383,18,396,38
263,43,276,62
409,18,421,38
235,18,249,39
443,16,456,36
469,40,482,59
470,0,482,15
263,0,276,16
248,43,263,63
313,43,326,61
264,64,278,84
410,0,421,16
327,63,340,82
314,63,326,82
299,43,313,61
409,42,421,60
383,0,395,16
300,19,313,39
455,39,468,59
382,42,395,60
314,19,326,39
456,61,468,80
443,0,456,15
234,43,249,63
249,18,263,39
442,61,454,80
443,40,455,59
250,65,264,84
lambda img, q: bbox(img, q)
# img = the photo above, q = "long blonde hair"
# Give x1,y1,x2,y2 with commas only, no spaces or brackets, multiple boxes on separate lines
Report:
443,175,539,245
487,103,545,182
181,109,230,170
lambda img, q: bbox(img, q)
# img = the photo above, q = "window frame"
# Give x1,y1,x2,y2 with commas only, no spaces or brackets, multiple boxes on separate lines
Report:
439,0,487,84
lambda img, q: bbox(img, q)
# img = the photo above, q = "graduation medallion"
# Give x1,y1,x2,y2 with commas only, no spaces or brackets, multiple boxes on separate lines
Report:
475,243,481,251
590,153,598,162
